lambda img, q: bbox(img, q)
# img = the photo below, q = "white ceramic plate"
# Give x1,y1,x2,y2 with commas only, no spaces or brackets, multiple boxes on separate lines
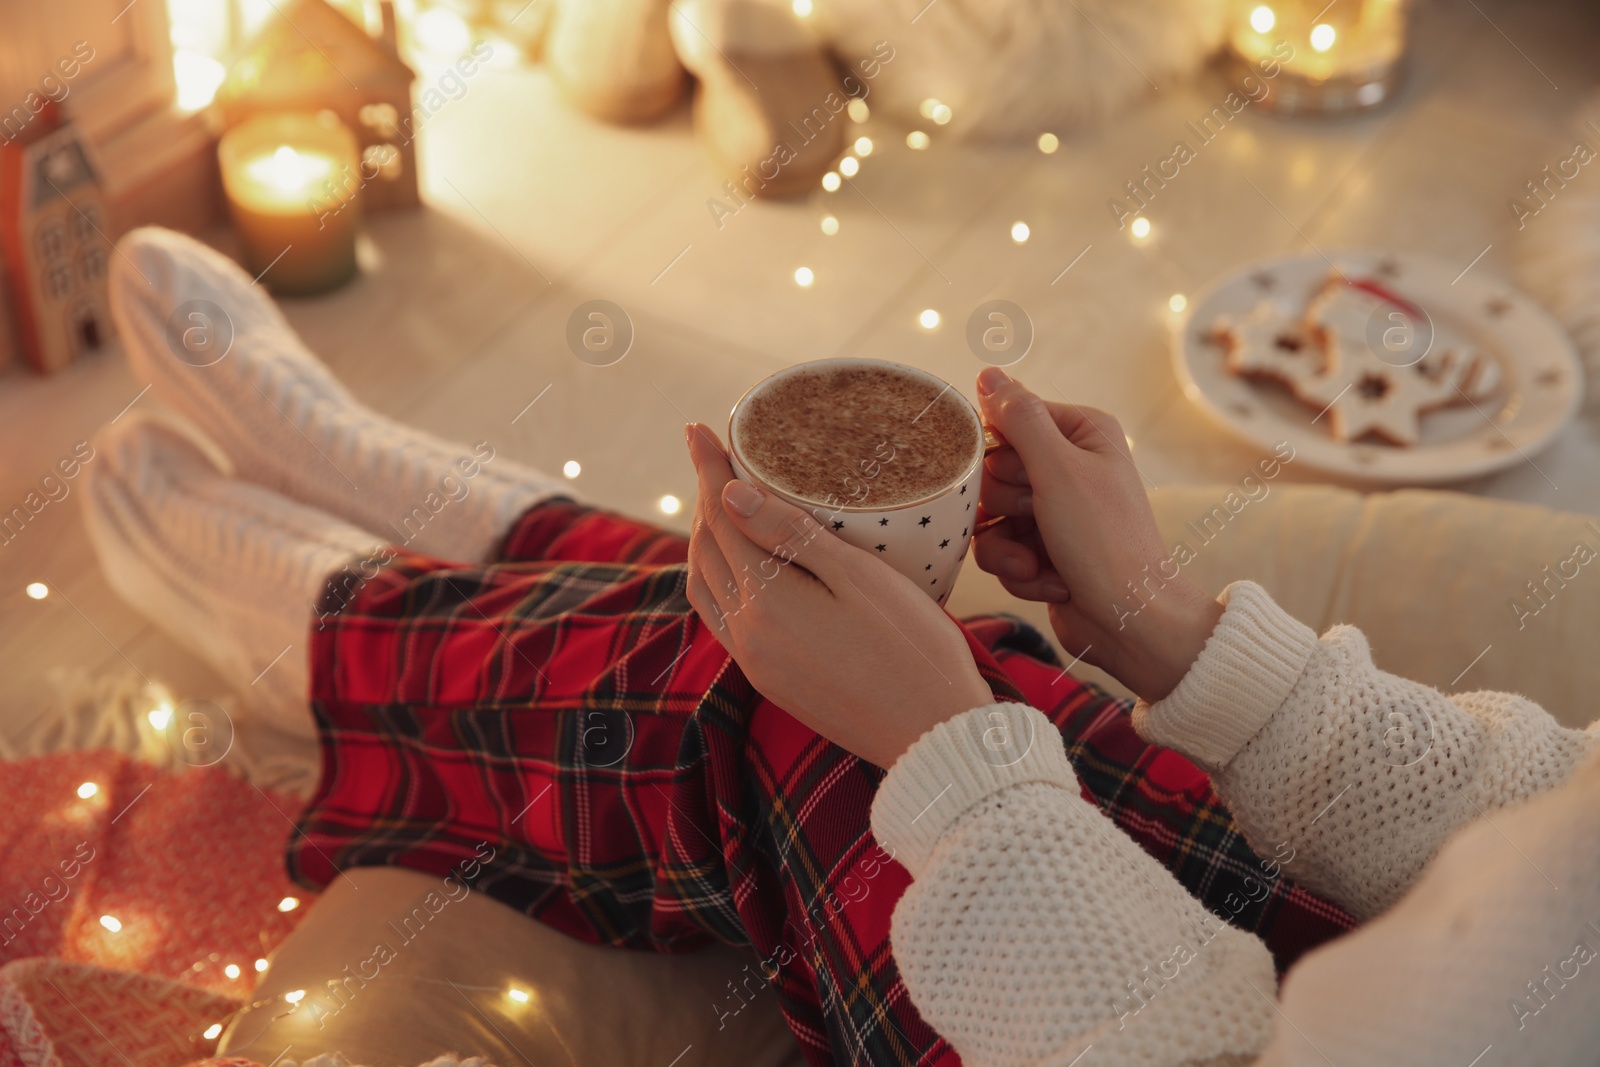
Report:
1172,250,1584,484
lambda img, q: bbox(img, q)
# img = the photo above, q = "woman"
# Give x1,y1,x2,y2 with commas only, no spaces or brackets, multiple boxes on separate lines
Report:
87,229,1600,1066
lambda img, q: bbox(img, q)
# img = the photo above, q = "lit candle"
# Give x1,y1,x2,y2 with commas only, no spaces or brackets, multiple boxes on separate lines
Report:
1227,0,1409,114
218,112,361,295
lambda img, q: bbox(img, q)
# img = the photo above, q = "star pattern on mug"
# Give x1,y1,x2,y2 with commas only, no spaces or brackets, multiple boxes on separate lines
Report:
809,466,980,606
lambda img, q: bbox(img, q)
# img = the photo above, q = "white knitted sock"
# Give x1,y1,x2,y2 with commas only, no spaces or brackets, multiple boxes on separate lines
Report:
81,414,388,739
110,227,570,562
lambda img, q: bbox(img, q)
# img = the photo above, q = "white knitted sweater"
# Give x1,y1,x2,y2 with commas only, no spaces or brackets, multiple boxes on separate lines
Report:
872,581,1600,1066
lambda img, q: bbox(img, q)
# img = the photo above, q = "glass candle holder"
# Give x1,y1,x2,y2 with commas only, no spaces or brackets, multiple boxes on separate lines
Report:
1226,0,1410,115
218,111,361,295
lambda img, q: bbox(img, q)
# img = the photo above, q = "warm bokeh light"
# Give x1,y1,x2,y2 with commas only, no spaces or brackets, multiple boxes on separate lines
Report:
285,989,305,1004
906,130,930,150
919,98,941,119
508,987,531,1003
1011,221,1030,243
792,0,813,15
1169,293,1188,312
821,171,842,191
413,6,472,56
794,266,815,288
203,1023,223,1040
1310,23,1337,51
1037,132,1060,154
255,958,269,972
918,309,941,330
931,103,953,125
225,963,241,979
847,98,870,123
77,782,98,799
278,896,300,912
562,460,581,479
148,704,173,730
1249,5,1276,33
659,495,682,516
1130,216,1152,240
173,49,226,111
854,136,873,156
820,215,839,236
839,156,860,177
100,915,122,933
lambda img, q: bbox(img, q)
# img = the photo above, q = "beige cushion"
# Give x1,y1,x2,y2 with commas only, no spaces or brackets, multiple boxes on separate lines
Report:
220,865,805,1067
1146,484,1599,729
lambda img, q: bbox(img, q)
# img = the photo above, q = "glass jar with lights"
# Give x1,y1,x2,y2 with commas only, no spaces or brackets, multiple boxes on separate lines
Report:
1225,0,1410,115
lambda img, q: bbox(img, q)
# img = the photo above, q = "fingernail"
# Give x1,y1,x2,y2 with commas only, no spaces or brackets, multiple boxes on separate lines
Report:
723,479,764,517
976,366,1011,396
684,423,696,446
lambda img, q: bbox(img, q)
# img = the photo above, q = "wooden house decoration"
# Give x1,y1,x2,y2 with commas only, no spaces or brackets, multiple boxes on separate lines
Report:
0,109,114,374
215,0,420,212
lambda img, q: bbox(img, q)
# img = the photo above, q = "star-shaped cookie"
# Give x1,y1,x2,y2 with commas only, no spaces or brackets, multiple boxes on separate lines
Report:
1211,302,1323,386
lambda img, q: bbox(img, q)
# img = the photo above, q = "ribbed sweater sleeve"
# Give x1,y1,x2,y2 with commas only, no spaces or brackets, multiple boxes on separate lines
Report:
870,585,1600,1066
872,703,1279,1067
1132,581,1600,919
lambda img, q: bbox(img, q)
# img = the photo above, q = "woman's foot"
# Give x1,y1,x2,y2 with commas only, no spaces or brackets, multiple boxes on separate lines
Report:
110,227,568,562
81,413,388,737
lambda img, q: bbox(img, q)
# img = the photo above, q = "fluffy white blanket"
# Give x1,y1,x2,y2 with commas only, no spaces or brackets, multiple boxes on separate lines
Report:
818,0,1228,139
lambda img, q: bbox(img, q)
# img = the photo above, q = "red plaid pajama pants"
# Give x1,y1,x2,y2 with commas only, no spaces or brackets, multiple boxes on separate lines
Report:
290,500,1353,1066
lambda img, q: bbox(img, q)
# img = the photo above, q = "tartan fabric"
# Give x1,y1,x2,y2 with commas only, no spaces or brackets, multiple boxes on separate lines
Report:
290,499,1354,1067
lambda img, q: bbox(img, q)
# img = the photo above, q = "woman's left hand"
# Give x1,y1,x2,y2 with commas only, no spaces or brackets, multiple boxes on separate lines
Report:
684,423,995,769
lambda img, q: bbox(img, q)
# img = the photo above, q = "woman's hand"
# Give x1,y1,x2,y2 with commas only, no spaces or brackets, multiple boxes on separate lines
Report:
970,367,1223,703
683,423,994,769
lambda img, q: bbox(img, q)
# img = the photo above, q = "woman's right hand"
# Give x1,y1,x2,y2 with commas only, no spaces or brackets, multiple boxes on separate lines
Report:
971,367,1222,703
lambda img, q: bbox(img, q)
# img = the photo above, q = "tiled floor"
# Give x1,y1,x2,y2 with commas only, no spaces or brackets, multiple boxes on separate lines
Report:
2,0,1598,744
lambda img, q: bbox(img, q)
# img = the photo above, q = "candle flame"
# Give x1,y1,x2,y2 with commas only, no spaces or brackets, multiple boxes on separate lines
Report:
272,146,307,192
244,144,337,197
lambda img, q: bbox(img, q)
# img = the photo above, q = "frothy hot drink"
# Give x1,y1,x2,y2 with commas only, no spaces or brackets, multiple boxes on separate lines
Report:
736,364,979,507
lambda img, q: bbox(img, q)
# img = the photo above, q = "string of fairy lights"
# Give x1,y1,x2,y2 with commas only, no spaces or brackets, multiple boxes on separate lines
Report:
10,600,567,1048
11,6,1251,1044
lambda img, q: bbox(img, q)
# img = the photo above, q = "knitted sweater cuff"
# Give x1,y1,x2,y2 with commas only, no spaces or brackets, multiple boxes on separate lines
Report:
1131,580,1319,772
871,702,1076,880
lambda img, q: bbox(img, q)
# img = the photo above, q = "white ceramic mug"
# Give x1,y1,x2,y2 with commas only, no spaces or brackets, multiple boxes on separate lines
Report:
727,357,990,606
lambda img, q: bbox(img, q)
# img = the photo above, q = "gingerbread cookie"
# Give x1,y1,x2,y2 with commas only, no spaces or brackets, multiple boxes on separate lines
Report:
1210,301,1324,386
1216,273,1504,447
1293,333,1494,446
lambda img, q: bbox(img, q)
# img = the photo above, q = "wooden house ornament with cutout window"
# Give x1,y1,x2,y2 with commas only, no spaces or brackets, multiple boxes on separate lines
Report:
0,108,113,373
215,0,420,212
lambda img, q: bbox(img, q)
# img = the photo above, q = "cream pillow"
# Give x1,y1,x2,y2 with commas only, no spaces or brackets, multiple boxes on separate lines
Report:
221,865,805,1067
950,482,1599,729
1147,484,1600,729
